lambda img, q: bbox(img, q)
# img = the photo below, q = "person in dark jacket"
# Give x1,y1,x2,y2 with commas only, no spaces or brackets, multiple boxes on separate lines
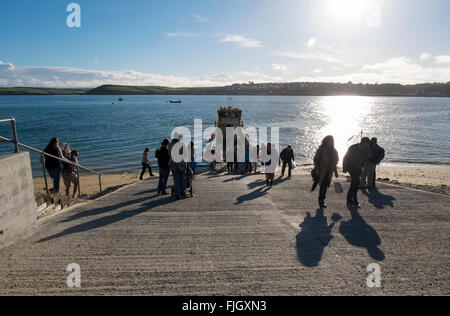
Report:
280,145,295,178
156,138,170,195
343,137,370,207
313,136,339,208
44,138,63,194
168,132,187,199
361,138,385,189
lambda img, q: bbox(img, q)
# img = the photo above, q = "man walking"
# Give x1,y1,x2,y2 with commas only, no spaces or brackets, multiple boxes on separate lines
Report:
343,138,370,207
280,145,295,178
156,139,170,195
361,138,385,189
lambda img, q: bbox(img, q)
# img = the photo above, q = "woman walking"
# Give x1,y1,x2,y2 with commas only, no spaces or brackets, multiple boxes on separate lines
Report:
313,135,339,209
43,138,63,194
140,147,155,180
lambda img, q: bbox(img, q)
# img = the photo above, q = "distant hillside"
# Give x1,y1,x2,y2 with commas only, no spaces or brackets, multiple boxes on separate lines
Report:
86,82,450,97
0,87,87,95
1,82,450,96
85,85,230,95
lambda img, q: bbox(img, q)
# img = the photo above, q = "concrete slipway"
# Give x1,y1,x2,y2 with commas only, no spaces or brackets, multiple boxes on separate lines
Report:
0,173,448,295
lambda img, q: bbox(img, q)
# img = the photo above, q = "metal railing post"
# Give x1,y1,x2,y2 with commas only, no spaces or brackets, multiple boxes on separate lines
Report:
41,154,49,194
76,166,81,199
10,119,19,153
98,174,103,193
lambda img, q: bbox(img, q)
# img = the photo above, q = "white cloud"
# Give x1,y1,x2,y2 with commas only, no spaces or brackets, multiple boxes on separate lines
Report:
0,61,281,88
271,64,287,71
219,35,263,48
434,55,450,64
296,56,450,84
306,37,317,48
420,53,432,61
310,69,322,74
273,51,348,65
0,61,15,72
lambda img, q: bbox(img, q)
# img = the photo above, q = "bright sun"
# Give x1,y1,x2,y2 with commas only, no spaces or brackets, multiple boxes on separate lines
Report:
326,0,375,22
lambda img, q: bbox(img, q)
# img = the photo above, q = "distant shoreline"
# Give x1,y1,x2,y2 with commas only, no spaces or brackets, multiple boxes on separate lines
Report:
1,82,449,97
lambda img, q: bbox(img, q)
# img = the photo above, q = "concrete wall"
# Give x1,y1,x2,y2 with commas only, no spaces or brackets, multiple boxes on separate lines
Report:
0,152,36,249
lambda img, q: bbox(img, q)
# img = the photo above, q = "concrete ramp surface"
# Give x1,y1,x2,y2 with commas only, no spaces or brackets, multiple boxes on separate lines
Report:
0,174,448,295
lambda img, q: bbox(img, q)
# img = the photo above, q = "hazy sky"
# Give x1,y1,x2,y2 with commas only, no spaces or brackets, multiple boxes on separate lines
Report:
1,0,449,87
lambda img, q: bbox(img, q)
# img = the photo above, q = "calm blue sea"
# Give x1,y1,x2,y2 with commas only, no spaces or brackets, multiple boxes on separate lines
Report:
0,95,449,175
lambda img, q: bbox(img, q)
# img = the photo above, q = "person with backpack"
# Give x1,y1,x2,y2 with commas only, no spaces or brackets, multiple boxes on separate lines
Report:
156,139,170,195
343,137,370,207
313,136,339,209
43,138,63,194
62,150,80,198
361,138,385,189
140,147,155,180
280,145,295,178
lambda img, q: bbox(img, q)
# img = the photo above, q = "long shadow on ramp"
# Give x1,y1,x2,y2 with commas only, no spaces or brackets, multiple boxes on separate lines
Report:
38,197,174,243
339,206,386,261
362,188,396,209
296,210,341,267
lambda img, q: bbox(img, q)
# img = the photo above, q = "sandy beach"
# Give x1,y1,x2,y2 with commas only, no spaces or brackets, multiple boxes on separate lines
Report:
32,164,450,198
294,164,450,195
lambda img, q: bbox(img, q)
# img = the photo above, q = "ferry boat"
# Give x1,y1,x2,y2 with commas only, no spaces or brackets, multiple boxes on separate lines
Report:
205,105,255,168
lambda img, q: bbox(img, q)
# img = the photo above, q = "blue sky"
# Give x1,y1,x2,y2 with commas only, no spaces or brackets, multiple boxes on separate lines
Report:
0,0,449,87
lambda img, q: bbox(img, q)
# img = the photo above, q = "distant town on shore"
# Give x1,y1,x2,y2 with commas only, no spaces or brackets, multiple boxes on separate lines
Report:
1,81,450,97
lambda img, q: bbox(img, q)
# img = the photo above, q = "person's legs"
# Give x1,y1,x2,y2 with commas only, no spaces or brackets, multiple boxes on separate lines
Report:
63,175,70,197
288,160,293,177
360,165,367,188
180,170,187,197
148,164,155,177
318,173,331,207
140,163,147,180
72,175,78,198
48,168,61,193
281,161,286,176
172,169,181,198
347,169,361,204
366,164,376,189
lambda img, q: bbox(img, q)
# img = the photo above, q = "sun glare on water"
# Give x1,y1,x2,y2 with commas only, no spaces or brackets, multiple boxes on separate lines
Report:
318,96,374,161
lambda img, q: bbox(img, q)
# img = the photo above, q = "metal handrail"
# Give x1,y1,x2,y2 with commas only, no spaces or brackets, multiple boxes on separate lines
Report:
0,118,103,196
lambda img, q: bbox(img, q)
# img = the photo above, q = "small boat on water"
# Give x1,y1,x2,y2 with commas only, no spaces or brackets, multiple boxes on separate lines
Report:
118,97,124,102
169,100,182,104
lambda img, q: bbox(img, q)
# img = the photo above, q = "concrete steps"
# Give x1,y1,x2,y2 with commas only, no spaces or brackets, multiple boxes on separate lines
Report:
34,193,86,220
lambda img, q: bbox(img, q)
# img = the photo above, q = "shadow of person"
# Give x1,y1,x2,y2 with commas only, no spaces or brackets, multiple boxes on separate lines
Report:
247,179,267,189
362,188,396,209
235,186,271,205
38,197,174,243
273,176,290,185
296,209,340,267
339,206,386,261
